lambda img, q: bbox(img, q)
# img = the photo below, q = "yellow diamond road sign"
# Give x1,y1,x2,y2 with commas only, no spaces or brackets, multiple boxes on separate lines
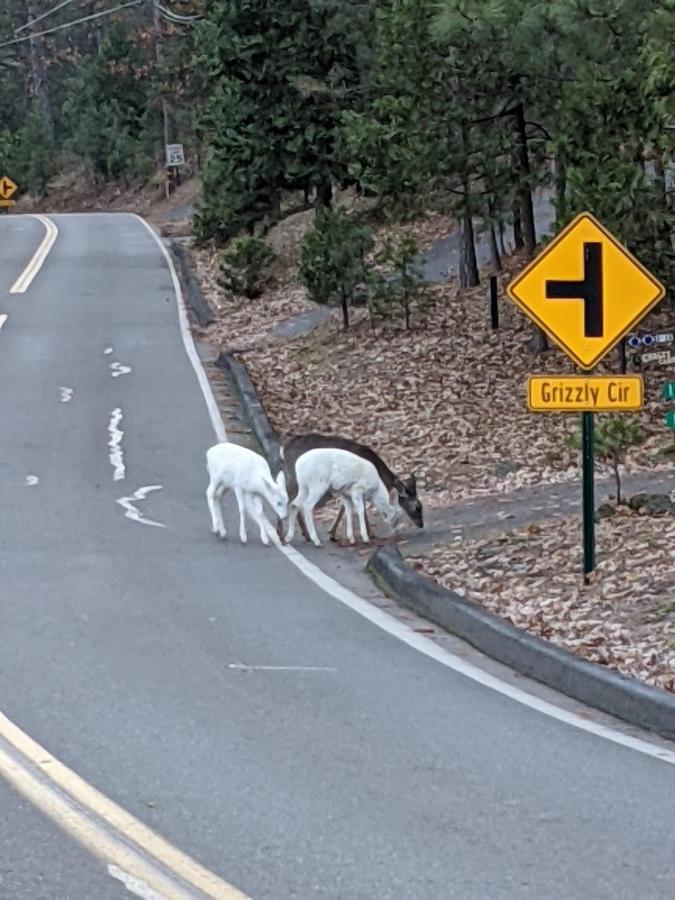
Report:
507,212,665,370
0,176,17,201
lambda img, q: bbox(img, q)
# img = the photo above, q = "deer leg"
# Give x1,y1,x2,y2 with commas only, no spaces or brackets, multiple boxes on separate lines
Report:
329,503,345,542
285,503,299,544
207,481,227,538
340,497,355,544
247,493,271,546
234,487,248,544
351,488,369,543
365,508,374,541
298,510,312,543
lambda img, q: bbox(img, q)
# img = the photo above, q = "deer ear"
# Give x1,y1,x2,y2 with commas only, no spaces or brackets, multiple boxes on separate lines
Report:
403,473,417,492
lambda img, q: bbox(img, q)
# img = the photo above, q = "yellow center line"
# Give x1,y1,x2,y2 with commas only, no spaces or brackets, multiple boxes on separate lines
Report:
0,712,250,899
9,214,58,294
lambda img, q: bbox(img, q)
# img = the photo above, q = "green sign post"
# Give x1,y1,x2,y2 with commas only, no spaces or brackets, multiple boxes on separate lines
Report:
664,382,675,430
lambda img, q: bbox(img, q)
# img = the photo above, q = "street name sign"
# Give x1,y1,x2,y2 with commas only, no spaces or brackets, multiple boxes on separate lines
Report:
0,175,17,201
507,212,665,370
528,375,643,412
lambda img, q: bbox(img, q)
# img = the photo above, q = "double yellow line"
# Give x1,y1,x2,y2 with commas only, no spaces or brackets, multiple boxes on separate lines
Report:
0,712,249,899
9,214,58,294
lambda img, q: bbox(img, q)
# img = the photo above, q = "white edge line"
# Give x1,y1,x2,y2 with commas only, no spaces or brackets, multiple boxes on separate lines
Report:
0,313,7,331
135,213,675,767
9,214,58,294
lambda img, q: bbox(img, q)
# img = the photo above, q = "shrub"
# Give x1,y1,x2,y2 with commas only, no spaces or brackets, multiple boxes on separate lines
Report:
568,416,645,505
368,231,428,329
298,207,373,330
219,237,276,299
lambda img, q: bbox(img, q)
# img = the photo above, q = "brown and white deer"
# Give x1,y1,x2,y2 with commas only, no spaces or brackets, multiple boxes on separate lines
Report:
279,432,423,542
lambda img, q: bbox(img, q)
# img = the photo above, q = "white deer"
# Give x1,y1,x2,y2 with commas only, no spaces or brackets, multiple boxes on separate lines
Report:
285,447,399,547
206,443,288,546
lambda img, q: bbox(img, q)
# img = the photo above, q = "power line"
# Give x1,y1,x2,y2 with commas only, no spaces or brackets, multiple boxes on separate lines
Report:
0,0,143,51
14,0,80,35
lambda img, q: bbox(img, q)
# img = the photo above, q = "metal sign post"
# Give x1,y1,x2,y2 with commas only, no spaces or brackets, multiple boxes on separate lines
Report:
581,411,595,579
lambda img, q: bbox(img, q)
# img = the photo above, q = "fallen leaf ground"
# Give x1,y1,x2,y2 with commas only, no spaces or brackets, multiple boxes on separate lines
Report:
412,507,675,691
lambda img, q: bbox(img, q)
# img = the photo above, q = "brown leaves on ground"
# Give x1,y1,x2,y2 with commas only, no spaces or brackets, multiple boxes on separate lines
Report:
191,222,673,509
413,508,675,691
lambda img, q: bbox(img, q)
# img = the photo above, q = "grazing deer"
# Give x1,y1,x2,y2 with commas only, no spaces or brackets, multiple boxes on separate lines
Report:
280,432,423,542
206,443,287,545
285,448,399,547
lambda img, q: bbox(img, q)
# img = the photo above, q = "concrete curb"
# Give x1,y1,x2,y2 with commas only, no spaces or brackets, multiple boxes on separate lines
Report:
169,239,214,328
215,352,284,477
368,545,675,740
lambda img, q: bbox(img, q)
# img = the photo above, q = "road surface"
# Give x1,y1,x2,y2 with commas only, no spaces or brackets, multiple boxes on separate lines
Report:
1,212,674,900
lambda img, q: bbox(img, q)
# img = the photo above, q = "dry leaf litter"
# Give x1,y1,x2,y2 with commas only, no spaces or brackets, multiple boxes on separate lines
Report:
413,508,675,691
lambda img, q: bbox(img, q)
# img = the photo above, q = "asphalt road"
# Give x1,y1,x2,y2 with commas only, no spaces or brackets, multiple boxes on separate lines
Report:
1,212,674,900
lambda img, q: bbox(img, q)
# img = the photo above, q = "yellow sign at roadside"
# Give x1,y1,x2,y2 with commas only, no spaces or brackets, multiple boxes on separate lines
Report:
0,176,17,201
507,212,665,370
527,375,644,412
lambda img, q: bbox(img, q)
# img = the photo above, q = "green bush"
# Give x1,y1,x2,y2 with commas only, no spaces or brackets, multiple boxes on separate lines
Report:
568,416,644,505
368,231,428,329
298,208,373,330
219,237,276,299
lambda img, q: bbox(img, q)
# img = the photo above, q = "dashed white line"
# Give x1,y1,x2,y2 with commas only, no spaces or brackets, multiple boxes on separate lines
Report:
108,408,125,481
59,387,74,403
110,361,132,378
24,475,40,487
117,485,165,529
0,314,7,332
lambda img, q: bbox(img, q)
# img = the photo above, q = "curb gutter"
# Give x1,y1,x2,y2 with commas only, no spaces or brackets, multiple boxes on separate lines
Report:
215,353,284,476
169,239,214,328
368,545,675,741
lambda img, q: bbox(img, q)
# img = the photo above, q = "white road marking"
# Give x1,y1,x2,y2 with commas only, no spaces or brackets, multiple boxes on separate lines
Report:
104,347,114,355
59,387,74,403
107,865,167,900
108,408,125,481
117,485,165,528
137,215,675,765
0,314,7,332
110,361,132,378
9,215,58,294
228,663,337,672
25,476,39,486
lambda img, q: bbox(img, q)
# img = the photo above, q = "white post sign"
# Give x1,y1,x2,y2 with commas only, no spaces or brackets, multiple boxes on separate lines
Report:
165,143,185,167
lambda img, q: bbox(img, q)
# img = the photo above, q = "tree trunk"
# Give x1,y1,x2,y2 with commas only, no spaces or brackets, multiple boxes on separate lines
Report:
340,290,349,330
613,460,622,505
316,179,332,208
653,150,669,212
512,204,524,250
513,101,536,255
498,219,507,257
26,0,53,143
488,224,502,272
459,211,479,288
555,155,567,226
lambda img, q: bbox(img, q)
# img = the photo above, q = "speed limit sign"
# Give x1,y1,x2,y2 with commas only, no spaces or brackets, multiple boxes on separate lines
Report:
165,143,186,167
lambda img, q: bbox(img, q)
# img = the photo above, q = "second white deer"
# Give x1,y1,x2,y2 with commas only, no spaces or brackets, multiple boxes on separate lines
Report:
206,443,288,545
285,447,399,547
